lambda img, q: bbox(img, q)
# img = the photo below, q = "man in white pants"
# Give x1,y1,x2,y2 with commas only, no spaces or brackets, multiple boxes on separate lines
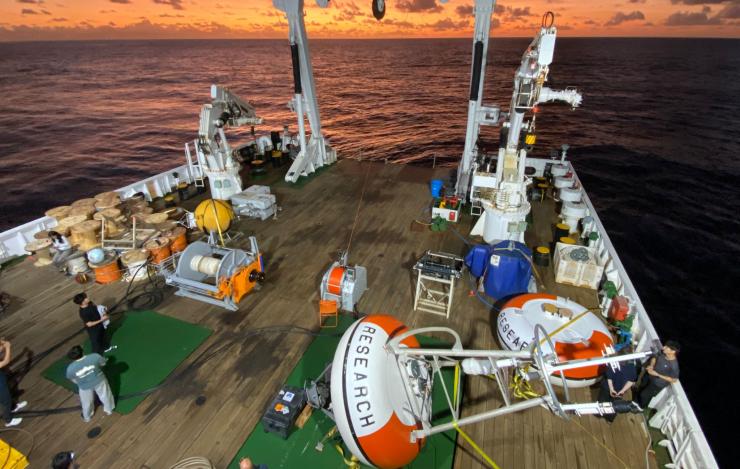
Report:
65,345,115,422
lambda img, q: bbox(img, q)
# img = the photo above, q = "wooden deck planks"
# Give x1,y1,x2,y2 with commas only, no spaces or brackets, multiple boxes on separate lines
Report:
0,159,652,468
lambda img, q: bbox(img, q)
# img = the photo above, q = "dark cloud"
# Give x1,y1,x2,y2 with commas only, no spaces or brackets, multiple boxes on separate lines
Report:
159,13,185,17
670,0,727,4
605,10,645,26
583,19,598,25
41,9,51,14
51,17,66,21
21,8,38,14
455,4,473,17
109,0,131,3
664,11,721,25
0,19,283,41
429,18,468,30
153,0,184,10
507,6,533,18
494,4,505,14
17,0,44,4
629,0,646,3
396,0,442,13
716,2,740,18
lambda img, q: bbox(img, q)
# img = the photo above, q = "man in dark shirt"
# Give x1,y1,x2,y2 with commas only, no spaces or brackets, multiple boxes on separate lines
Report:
638,340,680,408
597,353,637,423
73,293,114,355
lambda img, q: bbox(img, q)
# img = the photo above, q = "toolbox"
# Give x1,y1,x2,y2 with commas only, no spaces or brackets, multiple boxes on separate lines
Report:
261,385,307,439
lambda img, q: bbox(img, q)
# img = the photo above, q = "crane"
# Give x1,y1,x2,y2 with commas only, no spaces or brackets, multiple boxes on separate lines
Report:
192,85,263,200
274,0,337,183
455,8,582,243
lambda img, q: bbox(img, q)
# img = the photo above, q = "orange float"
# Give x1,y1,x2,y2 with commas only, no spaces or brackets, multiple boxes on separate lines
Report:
144,237,172,264
497,293,614,387
90,255,122,284
330,315,425,469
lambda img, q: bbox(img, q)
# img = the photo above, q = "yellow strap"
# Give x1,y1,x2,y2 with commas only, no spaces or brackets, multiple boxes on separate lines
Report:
334,443,360,469
453,422,502,469
538,310,591,345
451,366,502,469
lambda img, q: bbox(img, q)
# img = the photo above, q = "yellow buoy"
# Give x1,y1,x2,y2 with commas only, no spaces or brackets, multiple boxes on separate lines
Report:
194,199,234,234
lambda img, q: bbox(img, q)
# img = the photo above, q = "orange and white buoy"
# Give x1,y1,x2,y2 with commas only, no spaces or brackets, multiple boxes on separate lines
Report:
330,315,425,469
497,293,613,387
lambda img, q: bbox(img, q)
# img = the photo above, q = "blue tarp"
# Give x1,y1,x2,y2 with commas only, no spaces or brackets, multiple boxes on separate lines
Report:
465,241,533,300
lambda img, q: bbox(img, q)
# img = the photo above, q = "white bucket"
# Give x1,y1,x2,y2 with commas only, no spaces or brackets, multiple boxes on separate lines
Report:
67,256,89,274
125,259,149,282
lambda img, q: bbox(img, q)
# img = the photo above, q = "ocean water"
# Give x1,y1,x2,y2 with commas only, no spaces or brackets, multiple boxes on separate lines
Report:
0,38,738,464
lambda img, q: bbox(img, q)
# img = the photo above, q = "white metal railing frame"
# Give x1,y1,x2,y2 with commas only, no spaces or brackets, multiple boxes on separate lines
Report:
565,160,719,469
0,164,195,263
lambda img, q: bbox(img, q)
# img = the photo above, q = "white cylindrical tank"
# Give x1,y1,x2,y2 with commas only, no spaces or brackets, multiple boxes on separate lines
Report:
561,201,587,233
330,315,426,469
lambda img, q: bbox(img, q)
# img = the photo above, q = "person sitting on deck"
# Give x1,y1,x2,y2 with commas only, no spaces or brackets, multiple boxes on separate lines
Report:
597,349,637,423
49,231,74,270
65,345,115,423
1,339,28,427
637,340,680,408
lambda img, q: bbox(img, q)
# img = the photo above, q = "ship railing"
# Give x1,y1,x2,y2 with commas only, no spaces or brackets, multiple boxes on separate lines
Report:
0,163,197,263
561,159,719,469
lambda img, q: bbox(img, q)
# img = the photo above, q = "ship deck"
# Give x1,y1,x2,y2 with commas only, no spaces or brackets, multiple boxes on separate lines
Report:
0,159,654,468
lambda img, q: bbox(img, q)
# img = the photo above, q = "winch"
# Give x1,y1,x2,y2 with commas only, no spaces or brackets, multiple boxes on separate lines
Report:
319,252,367,313
161,238,264,311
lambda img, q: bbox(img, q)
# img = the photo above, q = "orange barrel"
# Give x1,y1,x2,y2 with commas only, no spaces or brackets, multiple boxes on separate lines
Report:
45,206,71,223
69,220,101,251
144,237,172,264
327,266,346,295
90,255,122,284
164,226,188,253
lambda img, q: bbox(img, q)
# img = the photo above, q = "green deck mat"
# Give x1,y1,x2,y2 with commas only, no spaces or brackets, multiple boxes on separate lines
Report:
228,314,459,469
42,310,211,414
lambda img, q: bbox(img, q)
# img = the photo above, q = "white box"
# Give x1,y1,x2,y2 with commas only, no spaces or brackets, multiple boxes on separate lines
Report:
553,243,604,290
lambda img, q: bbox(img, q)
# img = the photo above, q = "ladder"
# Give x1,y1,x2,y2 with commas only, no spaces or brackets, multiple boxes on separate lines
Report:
185,140,205,188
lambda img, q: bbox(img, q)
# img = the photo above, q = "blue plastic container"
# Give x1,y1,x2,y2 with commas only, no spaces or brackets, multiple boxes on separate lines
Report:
430,179,444,198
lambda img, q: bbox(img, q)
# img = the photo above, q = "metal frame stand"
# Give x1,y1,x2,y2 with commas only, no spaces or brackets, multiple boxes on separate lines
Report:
414,272,456,319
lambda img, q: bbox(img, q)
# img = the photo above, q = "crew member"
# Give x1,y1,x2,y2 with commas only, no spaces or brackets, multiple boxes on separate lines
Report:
0,339,27,427
73,293,115,354
49,231,74,270
65,345,115,422
638,341,680,408
597,350,637,423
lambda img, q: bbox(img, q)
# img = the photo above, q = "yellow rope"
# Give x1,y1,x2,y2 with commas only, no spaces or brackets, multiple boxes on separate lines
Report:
510,365,540,400
538,310,591,345
569,418,630,469
453,422,502,469
451,363,503,469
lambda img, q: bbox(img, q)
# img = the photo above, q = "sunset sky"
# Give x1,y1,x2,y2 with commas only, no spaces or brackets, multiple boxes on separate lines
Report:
0,0,738,41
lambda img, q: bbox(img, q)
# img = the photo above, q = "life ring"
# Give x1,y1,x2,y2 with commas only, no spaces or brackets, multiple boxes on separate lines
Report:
330,315,425,469
497,293,613,387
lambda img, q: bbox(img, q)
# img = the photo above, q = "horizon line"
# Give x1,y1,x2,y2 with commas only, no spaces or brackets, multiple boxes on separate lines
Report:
2,35,738,44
